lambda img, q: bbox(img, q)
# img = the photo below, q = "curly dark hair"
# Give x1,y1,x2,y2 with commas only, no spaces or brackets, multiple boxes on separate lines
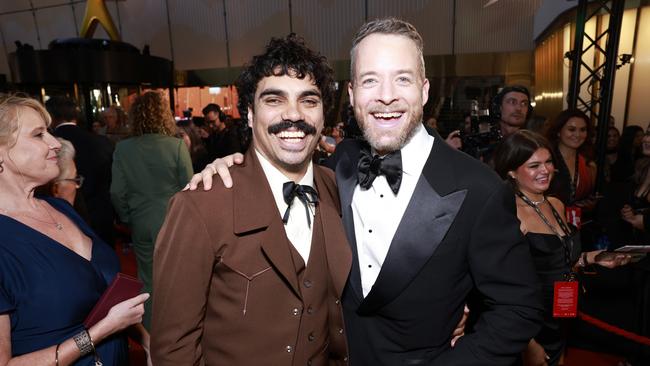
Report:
236,34,334,126
129,91,176,137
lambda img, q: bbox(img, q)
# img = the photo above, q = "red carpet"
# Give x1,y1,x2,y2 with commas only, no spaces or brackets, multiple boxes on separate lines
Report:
564,347,626,365
114,241,630,366
115,241,147,365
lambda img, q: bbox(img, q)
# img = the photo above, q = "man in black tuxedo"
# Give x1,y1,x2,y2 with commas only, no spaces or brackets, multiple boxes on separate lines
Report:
46,96,115,245
333,17,542,365
191,18,542,365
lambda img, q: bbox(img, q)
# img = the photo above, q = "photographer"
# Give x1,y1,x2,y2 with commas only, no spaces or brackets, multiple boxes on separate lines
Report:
461,85,533,161
493,85,533,138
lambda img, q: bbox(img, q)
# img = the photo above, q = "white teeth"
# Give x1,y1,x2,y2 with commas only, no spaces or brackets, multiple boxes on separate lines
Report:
373,112,402,119
277,131,305,139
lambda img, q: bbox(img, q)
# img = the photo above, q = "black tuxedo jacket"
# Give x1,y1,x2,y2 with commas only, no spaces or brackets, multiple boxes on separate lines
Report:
333,131,542,366
54,124,115,244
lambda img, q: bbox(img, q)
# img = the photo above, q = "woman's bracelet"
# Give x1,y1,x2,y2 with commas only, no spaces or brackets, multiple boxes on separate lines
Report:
55,343,61,366
577,252,589,267
72,329,94,356
72,329,103,365
577,252,585,267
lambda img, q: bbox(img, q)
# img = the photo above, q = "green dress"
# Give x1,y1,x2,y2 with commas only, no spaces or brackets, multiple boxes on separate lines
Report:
110,133,193,329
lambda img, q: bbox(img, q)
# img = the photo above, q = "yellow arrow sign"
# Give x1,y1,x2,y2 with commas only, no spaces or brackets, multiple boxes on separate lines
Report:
80,0,121,41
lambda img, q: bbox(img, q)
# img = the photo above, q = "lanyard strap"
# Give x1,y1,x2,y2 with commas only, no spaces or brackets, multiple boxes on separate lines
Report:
556,147,580,203
517,191,575,272
570,154,579,203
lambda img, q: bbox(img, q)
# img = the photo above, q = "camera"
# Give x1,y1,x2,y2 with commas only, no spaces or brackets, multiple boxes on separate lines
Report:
460,100,502,159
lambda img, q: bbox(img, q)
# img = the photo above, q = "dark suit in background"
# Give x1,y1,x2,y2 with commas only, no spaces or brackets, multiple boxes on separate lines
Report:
54,124,115,245
332,131,543,366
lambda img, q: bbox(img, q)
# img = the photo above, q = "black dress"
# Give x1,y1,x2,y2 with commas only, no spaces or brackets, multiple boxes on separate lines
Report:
525,231,581,366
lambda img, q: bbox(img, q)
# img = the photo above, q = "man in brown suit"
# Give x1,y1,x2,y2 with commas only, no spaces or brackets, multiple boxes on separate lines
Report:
151,35,351,365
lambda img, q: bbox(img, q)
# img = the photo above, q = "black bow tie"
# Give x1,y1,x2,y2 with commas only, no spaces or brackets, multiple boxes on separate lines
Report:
357,147,403,194
282,181,319,227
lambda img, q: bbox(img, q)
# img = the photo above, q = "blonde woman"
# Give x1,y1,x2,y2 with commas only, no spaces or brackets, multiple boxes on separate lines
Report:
0,94,149,365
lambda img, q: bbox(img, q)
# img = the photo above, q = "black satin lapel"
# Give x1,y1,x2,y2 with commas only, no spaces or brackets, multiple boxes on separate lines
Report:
335,143,364,300
342,204,364,300
357,177,468,315
336,149,358,211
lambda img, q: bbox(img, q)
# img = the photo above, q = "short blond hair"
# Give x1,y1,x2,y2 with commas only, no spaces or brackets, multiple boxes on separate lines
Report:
0,94,51,147
350,17,425,80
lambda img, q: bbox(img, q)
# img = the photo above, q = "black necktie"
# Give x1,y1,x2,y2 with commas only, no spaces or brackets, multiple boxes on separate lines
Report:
357,147,403,194
282,181,319,227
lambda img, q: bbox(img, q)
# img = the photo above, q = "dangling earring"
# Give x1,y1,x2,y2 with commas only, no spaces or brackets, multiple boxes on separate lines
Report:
508,173,516,180
0,157,4,173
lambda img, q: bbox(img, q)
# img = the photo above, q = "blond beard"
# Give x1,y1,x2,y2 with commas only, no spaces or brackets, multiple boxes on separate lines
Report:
361,112,422,154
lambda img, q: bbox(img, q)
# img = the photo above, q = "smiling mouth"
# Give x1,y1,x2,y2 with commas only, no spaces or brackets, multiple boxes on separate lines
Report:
372,112,403,119
276,129,306,143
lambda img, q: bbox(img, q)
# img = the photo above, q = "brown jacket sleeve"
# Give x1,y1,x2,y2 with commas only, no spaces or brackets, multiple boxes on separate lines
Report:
151,192,214,366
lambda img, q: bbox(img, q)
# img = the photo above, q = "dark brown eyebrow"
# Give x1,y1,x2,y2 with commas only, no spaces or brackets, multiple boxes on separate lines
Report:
258,88,321,99
300,89,321,99
258,88,287,99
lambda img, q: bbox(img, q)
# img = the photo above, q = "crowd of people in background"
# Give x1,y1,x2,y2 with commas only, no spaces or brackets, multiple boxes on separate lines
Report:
1,15,649,366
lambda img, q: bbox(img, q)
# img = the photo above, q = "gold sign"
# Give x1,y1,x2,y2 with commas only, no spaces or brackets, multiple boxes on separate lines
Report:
80,0,121,41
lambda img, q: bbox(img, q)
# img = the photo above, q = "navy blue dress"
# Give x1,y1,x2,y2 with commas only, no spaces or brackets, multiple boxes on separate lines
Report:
0,197,128,365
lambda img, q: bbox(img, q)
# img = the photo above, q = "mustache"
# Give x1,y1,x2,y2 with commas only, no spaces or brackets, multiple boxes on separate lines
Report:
267,120,317,135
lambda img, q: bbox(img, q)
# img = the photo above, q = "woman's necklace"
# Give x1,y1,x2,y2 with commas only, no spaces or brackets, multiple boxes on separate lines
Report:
0,201,64,230
527,195,546,206
41,202,64,230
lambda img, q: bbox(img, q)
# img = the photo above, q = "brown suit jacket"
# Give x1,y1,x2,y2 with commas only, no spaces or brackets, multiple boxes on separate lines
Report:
151,149,351,366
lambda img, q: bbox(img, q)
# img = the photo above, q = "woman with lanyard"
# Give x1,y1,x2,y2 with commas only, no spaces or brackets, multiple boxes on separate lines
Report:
545,109,597,226
494,130,630,366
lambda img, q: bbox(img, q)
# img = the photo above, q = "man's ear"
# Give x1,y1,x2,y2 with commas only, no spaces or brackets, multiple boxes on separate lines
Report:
347,82,354,108
247,107,254,128
421,77,430,106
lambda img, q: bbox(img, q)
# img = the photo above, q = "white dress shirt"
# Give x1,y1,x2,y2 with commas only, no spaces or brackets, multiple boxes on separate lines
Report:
352,124,434,297
256,150,315,264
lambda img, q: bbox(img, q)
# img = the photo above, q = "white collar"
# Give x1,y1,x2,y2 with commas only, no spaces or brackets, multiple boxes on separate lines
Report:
400,123,433,176
255,149,314,214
